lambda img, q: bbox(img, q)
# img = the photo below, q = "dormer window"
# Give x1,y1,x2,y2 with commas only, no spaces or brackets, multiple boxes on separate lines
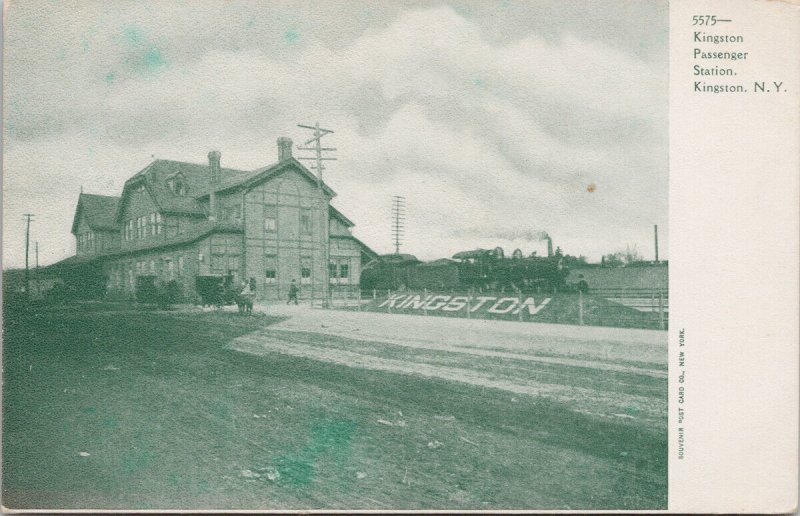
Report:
78,231,95,251
166,173,187,196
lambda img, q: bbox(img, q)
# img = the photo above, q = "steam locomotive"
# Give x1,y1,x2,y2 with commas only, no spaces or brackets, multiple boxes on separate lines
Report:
361,246,568,294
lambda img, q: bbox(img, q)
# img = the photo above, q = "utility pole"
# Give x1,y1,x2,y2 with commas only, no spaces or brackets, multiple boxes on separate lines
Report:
23,214,34,300
391,195,406,254
654,224,660,264
35,241,40,298
297,122,336,306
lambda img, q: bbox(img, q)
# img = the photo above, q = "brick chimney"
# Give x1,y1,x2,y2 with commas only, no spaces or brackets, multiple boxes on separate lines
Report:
208,150,221,221
277,137,293,161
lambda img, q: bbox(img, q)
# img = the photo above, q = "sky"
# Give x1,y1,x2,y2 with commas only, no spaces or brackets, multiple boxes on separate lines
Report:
3,0,668,268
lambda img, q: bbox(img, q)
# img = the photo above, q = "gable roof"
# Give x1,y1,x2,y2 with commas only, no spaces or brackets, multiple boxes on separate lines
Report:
329,205,354,227
71,193,120,234
115,157,336,222
210,158,336,198
116,159,255,220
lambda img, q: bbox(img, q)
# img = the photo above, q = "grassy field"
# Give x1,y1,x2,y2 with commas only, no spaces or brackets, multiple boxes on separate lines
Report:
2,302,667,510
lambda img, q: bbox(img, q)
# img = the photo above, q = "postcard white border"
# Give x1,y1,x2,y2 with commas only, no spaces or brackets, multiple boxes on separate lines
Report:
668,0,799,512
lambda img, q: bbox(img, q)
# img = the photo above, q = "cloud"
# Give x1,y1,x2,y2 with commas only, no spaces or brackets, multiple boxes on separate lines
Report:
3,2,667,267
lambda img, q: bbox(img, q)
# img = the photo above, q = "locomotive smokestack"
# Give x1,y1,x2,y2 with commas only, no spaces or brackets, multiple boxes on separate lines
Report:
546,236,553,257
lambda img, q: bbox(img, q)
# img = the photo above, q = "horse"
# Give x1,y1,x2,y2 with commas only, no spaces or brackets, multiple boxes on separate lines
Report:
235,284,254,315
236,291,254,315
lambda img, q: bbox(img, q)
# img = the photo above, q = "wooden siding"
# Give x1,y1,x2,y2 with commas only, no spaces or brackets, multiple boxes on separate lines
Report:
243,167,330,300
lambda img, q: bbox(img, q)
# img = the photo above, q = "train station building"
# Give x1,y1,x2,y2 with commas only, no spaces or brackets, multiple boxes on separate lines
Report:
69,137,377,301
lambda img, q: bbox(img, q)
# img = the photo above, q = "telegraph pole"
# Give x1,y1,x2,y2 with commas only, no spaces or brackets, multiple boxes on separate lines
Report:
23,214,34,300
654,224,660,264
391,196,406,254
35,241,40,298
297,122,336,306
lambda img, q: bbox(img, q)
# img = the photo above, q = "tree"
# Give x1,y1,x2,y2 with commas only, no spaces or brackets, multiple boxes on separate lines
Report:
561,254,588,268
602,252,625,267
602,245,645,267
623,244,644,264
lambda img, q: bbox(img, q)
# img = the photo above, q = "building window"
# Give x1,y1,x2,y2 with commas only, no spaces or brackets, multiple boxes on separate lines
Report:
78,231,95,251
135,216,148,239
329,262,338,284
339,263,350,283
265,254,277,284
301,266,312,285
249,277,257,291
264,217,277,233
147,212,163,236
168,175,187,196
300,209,312,235
123,220,132,241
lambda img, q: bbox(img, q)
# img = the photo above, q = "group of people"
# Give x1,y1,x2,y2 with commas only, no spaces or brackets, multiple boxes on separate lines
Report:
233,279,301,315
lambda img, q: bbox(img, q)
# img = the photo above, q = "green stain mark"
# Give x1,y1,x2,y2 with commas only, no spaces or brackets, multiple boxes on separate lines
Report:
309,419,357,461
102,417,118,429
105,71,116,84
274,453,315,487
212,402,232,421
272,419,357,487
473,77,486,88
121,445,155,476
123,26,143,45
118,25,168,75
453,5,472,18
195,479,210,494
143,48,166,71
83,406,97,415
284,29,300,43
624,405,641,416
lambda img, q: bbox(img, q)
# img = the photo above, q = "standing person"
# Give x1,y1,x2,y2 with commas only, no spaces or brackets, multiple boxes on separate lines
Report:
576,274,589,294
237,281,254,315
287,279,299,305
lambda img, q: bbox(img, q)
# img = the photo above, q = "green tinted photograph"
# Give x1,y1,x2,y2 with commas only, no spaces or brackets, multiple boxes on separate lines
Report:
3,0,667,510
